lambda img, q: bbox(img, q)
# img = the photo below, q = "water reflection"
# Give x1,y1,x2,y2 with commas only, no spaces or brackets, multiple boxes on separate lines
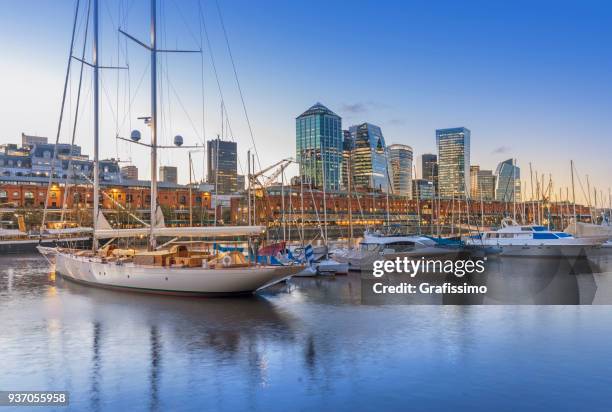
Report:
2,255,612,410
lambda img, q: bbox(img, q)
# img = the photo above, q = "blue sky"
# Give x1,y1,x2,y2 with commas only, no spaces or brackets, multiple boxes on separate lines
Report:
0,0,610,204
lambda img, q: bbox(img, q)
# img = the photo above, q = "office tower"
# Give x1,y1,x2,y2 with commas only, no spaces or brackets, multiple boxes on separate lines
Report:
421,153,438,194
121,165,139,181
388,144,413,196
436,127,470,198
477,169,496,201
296,103,343,191
470,165,480,199
159,166,178,184
495,158,521,202
341,130,353,191
349,122,389,192
412,179,434,200
207,138,238,194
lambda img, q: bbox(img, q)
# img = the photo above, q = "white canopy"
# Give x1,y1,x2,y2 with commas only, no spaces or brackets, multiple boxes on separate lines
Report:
94,225,266,239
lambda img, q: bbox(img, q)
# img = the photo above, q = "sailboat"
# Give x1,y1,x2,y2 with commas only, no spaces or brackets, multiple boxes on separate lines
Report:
52,0,303,295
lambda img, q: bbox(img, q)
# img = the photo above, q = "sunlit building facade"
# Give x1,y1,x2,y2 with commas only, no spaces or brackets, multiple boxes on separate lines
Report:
388,144,413,197
436,127,470,198
341,130,353,191
495,158,521,202
296,103,343,191
349,122,389,192
471,166,496,200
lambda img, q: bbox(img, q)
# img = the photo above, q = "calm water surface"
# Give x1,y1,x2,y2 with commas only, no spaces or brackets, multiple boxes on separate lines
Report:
1,255,612,411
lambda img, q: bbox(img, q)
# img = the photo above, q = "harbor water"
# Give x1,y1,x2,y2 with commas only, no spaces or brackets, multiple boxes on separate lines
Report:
1,254,612,411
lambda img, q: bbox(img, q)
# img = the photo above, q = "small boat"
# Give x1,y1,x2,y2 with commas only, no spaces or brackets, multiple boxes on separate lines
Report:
464,218,607,257
316,258,348,275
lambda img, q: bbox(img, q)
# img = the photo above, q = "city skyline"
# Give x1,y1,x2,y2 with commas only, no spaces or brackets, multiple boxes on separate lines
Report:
0,0,610,203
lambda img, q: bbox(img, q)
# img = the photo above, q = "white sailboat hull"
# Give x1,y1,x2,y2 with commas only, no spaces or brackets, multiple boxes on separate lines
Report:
55,252,303,295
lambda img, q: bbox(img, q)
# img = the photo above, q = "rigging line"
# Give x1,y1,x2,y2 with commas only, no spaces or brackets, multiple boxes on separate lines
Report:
61,0,93,225
117,60,150,131
198,3,231,140
214,0,261,171
100,73,119,132
41,0,81,234
171,0,202,49
165,76,204,144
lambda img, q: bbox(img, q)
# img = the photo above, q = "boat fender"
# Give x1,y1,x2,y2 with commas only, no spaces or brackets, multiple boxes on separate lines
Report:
222,255,232,267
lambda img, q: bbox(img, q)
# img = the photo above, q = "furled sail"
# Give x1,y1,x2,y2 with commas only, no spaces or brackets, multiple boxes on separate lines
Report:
155,205,165,228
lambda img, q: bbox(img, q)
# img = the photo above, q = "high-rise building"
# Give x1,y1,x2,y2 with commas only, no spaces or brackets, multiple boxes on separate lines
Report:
159,166,178,184
436,127,470,198
421,153,437,180
470,165,496,200
207,138,238,194
349,122,389,192
470,165,480,199
495,159,521,202
341,130,353,191
121,165,138,181
412,179,434,200
478,170,496,201
388,144,413,197
296,103,343,191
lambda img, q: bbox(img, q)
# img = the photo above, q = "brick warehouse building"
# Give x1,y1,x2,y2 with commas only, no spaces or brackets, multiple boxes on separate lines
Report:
230,184,593,238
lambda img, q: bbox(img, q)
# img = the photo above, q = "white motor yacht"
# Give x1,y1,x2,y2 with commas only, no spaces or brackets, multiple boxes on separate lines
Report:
464,218,606,257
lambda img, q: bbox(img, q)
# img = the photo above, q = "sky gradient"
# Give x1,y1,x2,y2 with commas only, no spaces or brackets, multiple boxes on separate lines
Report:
0,0,610,204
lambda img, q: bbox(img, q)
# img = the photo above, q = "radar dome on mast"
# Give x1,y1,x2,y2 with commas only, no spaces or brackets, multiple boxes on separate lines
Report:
130,130,141,142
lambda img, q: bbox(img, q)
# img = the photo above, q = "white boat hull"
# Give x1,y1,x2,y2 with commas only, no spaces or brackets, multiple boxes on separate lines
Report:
55,252,303,295
317,259,349,275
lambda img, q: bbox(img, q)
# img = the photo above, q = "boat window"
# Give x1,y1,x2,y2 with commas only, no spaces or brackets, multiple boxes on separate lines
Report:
520,227,533,231
385,241,416,252
532,226,546,232
533,233,558,240
556,233,572,238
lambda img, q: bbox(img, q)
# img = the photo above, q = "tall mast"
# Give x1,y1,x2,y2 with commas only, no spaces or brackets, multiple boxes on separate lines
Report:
512,159,517,221
348,156,353,248
570,160,577,232
149,0,158,250
92,0,100,251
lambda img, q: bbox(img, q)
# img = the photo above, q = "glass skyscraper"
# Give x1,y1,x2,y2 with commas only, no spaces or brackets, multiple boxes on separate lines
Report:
207,138,237,194
421,153,438,192
471,165,496,200
296,103,343,191
436,127,470,198
495,158,521,202
388,144,413,197
349,122,389,192
341,130,353,191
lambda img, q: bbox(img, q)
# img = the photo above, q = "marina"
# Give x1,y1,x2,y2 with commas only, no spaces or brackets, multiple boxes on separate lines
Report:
1,0,611,410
